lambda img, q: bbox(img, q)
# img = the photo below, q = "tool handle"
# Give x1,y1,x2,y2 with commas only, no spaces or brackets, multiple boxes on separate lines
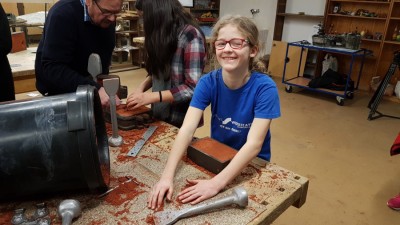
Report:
61,213,73,225
179,195,236,219
109,96,119,138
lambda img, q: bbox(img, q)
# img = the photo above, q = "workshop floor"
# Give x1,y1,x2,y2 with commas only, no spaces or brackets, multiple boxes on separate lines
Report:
16,68,400,225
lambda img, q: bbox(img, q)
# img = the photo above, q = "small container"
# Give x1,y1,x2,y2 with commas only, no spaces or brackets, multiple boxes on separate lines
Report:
312,34,327,46
334,34,346,48
345,33,361,50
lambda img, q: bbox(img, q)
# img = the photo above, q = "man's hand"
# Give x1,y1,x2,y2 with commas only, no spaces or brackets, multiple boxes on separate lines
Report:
98,87,121,107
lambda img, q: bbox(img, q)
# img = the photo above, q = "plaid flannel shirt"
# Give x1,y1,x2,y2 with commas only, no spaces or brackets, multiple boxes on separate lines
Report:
167,25,207,126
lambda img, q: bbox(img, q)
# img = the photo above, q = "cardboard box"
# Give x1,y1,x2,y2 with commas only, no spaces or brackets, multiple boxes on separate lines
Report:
11,31,27,53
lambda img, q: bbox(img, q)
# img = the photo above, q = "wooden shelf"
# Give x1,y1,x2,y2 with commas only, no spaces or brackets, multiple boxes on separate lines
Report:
324,0,400,91
361,38,383,43
276,13,324,19
329,0,390,4
327,13,387,20
113,0,140,66
383,40,400,45
190,0,220,26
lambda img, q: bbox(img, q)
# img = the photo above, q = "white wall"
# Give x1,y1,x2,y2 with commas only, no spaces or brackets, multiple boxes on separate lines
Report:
220,0,277,54
282,0,326,43
219,0,326,54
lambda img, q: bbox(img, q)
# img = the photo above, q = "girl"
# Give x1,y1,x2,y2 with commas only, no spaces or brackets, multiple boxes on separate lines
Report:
126,0,207,128
148,15,281,209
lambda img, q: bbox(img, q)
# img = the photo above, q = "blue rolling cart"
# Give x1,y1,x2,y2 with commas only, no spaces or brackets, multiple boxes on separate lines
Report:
282,41,372,106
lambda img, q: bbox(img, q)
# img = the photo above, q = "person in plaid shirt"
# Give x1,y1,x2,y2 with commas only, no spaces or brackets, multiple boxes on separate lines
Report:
126,0,207,128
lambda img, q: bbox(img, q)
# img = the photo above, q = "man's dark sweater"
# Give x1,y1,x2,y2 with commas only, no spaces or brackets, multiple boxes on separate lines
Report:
35,0,115,95
0,3,15,102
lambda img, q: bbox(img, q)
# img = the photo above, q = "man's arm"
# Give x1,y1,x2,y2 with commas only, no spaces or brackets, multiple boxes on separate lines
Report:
38,9,99,94
0,4,12,56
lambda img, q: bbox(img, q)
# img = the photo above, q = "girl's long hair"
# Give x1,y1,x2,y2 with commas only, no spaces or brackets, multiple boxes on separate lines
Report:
142,0,205,80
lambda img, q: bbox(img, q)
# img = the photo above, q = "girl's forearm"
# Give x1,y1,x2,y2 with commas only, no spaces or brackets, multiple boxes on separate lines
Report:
160,126,196,180
211,144,260,190
139,76,152,92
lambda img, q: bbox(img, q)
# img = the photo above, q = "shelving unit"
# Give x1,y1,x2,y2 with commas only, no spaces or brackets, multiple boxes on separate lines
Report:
190,0,220,26
324,0,400,94
111,0,140,70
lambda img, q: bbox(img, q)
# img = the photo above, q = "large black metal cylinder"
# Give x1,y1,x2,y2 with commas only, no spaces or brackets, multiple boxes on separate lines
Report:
0,85,110,200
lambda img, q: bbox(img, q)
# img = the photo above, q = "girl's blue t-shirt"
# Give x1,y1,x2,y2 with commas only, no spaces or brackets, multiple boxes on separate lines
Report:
190,69,281,161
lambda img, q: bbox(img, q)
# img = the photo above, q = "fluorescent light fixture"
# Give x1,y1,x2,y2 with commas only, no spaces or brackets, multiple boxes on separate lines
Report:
178,0,193,8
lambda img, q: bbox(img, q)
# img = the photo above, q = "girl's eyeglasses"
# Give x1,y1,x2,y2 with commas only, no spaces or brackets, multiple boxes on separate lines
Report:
214,38,250,50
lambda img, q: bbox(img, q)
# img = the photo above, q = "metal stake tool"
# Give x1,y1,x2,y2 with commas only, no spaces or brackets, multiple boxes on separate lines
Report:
57,199,81,225
127,126,157,157
153,187,248,225
103,78,123,147
87,53,102,81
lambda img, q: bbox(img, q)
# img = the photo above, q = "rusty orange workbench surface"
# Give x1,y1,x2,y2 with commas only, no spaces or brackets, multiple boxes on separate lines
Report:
0,121,308,225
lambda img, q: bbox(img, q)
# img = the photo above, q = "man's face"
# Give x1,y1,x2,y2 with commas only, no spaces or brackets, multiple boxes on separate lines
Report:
87,0,122,28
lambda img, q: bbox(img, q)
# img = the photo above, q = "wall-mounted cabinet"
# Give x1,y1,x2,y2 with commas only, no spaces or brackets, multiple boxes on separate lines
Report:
324,0,400,93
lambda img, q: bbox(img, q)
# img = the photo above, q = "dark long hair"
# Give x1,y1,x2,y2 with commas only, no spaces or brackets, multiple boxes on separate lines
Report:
141,0,205,80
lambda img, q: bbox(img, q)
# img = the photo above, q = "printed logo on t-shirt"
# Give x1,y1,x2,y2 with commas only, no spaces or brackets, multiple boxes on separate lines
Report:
215,115,251,133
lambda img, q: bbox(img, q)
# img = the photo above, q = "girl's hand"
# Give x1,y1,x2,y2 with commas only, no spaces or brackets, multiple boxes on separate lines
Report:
147,178,174,210
177,179,221,205
126,92,147,109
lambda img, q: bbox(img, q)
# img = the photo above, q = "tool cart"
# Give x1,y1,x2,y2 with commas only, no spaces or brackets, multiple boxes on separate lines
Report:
282,41,372,105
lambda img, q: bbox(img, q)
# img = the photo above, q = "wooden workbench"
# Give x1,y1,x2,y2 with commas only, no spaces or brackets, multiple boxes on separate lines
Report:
0,121,308,225
7,47,37,94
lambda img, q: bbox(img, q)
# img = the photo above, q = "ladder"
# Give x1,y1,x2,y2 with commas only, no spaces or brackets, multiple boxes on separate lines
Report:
367,50,400,121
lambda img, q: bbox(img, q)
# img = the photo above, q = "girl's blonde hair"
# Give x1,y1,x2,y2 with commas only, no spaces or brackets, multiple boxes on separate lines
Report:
211,15,263,71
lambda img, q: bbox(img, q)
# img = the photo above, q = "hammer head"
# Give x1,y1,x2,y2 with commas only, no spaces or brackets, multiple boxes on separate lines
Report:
103,78,120,97
58,199,81,218
88,53,102,80
232,187,248,208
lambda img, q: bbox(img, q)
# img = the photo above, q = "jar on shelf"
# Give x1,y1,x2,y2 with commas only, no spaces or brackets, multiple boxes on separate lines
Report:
392,26,398,41
345,33,361,50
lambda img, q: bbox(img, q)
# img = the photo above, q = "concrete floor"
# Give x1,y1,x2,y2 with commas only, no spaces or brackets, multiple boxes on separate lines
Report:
15,68,400,224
